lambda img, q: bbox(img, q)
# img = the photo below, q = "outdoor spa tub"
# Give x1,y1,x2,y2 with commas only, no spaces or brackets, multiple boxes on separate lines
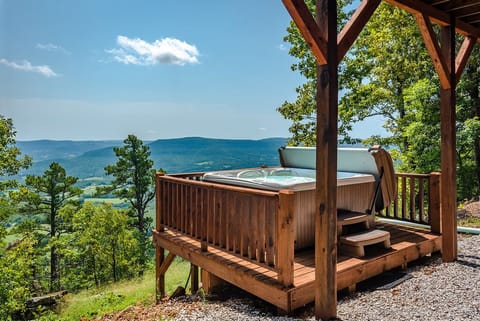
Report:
200,147,382,249
202,167,374,192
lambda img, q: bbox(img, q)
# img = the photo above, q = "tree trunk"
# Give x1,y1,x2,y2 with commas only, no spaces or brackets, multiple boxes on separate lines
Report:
93,255,99,287
50,206,58,292
112,241,117,282
138,206,146,276
474,88,480,195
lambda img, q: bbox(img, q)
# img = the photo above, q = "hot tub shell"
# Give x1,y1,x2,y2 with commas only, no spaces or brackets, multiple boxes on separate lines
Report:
201,147,384,250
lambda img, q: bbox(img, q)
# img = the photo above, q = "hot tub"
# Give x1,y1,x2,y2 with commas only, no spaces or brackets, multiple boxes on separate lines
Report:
202,165,376,249
202,167,374,191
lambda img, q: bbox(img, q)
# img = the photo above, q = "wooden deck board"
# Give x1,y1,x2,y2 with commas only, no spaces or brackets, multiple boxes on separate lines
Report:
154,222,441,313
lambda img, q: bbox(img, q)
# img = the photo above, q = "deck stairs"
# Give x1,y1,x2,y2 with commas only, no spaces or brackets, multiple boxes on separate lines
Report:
337,210,391,257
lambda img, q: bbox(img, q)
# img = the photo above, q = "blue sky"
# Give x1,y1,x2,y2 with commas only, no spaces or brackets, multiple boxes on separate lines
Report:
0,0,384,141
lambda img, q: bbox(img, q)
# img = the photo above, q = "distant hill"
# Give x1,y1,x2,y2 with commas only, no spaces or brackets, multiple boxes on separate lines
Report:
17,140,123,162
14,137,287,181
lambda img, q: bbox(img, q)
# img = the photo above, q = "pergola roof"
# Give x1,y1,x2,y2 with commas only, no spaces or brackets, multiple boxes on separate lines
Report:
386,0,480,40
282,0,480,320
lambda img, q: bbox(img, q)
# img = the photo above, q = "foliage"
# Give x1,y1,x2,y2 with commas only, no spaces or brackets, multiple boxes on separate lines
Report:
397,79,440,173
0,235,38,320
97,134,161,275
277,0,353,146
457,46,480,199
0,115,33,320
340,3,434,150
11,162,82,292
58,202,139,289
279,3,480,200
0,115,31,239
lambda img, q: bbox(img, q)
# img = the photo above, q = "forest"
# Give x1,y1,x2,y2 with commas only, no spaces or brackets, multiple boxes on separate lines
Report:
1,1,480,320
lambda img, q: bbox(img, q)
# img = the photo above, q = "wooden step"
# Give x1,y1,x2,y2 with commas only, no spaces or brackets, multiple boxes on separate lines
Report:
337,210,370,236
339,229,391,258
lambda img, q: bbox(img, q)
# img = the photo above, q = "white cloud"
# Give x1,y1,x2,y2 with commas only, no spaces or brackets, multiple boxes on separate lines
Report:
278,44,288,51
107,35,200,66
36,43,71,55
0,58,59,77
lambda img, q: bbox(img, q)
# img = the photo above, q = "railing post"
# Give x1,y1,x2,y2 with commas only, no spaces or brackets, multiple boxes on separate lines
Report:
156,173,165,232
276,190,295,288
155,172,165,302
429,172,441,234
201,188,208,252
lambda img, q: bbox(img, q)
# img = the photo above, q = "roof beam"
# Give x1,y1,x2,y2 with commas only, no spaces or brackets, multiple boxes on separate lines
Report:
282,0,328,64
337,0,381,64
415,13,451,89
385,0,480,41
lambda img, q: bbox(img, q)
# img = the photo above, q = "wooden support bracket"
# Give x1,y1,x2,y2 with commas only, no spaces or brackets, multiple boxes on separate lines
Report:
282,0,328,64
158,252,176,276
415,13,451,89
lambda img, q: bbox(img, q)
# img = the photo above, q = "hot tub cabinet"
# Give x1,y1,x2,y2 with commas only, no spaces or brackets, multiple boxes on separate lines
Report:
153,147,445,314
202,167,376,250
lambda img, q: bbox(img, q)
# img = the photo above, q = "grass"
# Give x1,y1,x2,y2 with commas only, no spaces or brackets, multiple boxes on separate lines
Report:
82,197,125,205
57,258,190,321
458,216,480,228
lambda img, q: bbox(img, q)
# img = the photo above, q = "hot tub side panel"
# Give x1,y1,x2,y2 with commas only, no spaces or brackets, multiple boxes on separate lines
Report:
293,181,375,250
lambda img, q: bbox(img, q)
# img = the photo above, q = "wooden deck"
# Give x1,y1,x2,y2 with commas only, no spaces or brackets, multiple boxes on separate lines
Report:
153,221,442,312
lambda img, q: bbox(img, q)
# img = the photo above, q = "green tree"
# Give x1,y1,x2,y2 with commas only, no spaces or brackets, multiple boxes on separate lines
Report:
279,3,434,148
98,134,158,275
12,162,82,292
0,115,32,320
0,235,38,320
340,4,434,152
278,0,353,146
59,202,138,288
398,79,440,173
280,2,480,200
0,115,31,239
457,47,480,198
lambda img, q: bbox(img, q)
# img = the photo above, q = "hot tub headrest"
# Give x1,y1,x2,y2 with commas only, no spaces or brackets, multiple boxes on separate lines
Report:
279,146,378,175
278,145,397,211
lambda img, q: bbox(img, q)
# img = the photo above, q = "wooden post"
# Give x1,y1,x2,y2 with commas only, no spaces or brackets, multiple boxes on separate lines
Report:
429,172,441,234
155,173,165,302
315,1,338,320
156,173,165,232
201,269,224,293
201,188,208,252
155,246,165,302
190,264,199,294
440,22,458,262
277,190,295,288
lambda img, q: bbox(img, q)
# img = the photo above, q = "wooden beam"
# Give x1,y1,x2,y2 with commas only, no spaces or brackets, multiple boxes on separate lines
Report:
337,0,381,64
428,172,441,234
158,252,176,276
415,13,451,89
277,190,295,288
455,35,476,83
439,22,458,262
282,0,328,64
385,0,480,41
155,245,165,301
190,264,199,293
315,0,338,320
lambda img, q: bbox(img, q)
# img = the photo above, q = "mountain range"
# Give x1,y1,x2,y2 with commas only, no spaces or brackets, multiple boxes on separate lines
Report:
15,137,287,183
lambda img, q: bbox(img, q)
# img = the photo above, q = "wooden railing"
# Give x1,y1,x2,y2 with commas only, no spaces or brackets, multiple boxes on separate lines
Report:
377,172,441,233
156,171,441,288
156,173,295,287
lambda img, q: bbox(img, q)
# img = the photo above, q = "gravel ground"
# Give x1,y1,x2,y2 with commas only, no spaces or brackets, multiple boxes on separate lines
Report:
99,234,480,321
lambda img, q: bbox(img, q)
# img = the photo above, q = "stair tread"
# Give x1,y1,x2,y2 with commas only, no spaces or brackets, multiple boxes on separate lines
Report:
340,229,390,246
337,210,369,226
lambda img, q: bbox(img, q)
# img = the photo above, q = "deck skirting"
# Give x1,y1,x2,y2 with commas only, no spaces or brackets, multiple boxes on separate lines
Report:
153,222,442,313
